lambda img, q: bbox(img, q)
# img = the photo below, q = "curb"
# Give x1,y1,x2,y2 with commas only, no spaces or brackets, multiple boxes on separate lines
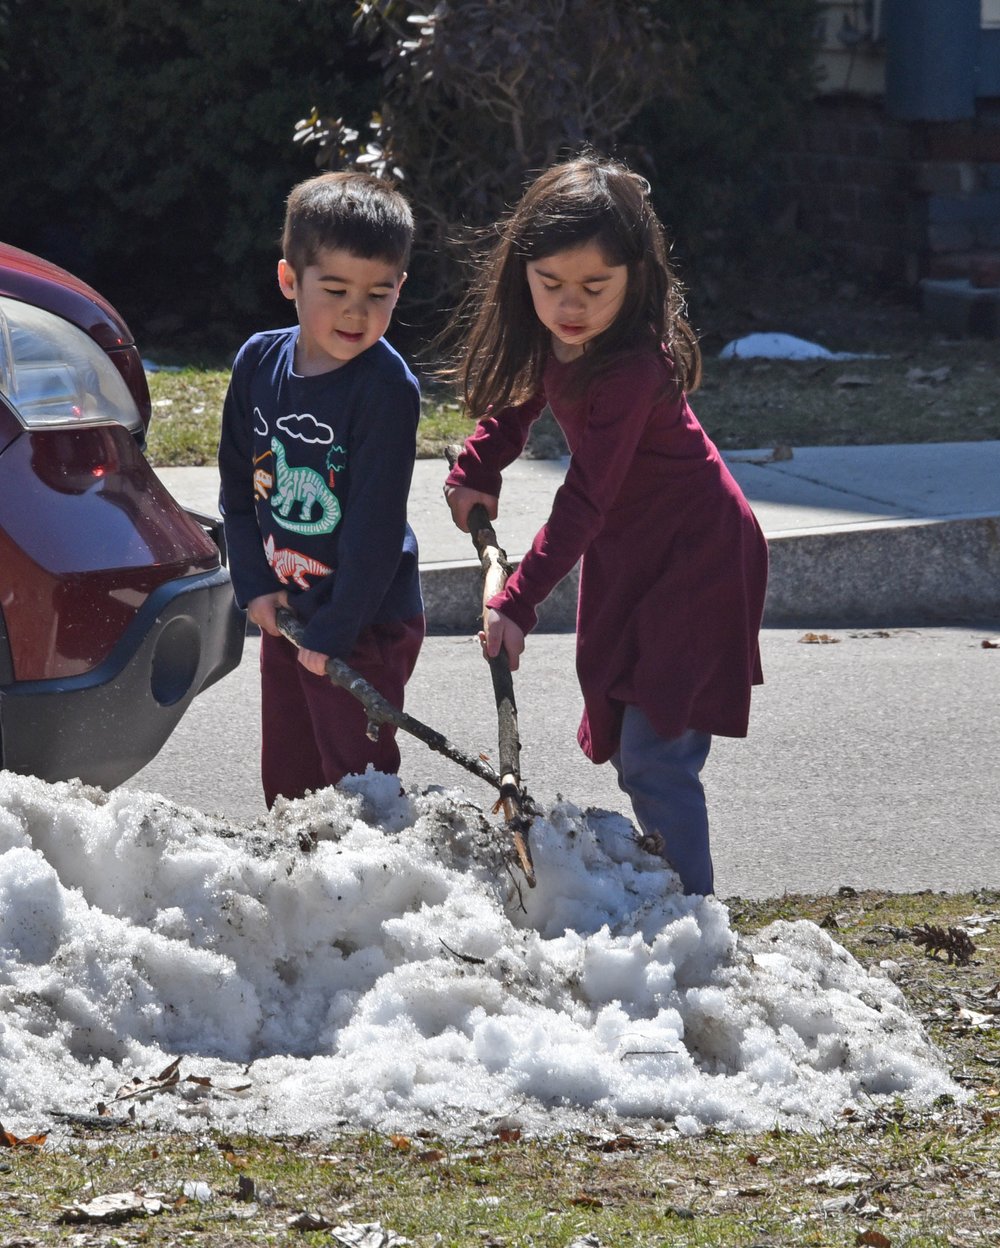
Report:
420,513,1000,632
762,513,1000,625
419,559,579,633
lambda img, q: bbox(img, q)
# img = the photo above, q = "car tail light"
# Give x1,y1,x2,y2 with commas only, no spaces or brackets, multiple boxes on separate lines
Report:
0,296,143,434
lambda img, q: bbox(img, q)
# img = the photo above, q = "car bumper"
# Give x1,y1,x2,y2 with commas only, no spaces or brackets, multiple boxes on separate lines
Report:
0,565,245,789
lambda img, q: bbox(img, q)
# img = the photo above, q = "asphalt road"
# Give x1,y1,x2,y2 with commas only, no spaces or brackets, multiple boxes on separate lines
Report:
127,624,1000,900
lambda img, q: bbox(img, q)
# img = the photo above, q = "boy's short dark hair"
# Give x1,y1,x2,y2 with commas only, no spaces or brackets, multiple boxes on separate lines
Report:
282,172,413,276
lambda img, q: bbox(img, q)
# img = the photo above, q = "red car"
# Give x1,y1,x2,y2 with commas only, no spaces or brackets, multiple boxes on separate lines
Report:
0,243,244,788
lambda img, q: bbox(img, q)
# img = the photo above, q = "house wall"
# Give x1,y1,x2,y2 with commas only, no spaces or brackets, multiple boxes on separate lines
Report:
775,0,1000,289
777,96,915,282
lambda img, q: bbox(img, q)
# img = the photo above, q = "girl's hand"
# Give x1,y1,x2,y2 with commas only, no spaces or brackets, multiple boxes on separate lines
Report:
297,647,330,677
480,608,525,671
444,483,498,533
247,590,289,637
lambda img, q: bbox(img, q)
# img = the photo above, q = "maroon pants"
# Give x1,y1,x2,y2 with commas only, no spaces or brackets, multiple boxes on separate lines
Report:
259,615,425,808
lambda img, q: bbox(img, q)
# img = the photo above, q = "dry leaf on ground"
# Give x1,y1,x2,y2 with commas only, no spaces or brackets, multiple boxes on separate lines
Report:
906,366,951,385
0,1122,47,1148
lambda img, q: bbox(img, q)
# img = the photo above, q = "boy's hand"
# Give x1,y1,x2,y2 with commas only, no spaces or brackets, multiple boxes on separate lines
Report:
480,608,524,671
247,591,289,636
444,483,498,533
297,647,331,677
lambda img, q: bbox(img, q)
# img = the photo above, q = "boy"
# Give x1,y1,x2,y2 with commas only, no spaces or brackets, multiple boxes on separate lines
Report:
219,172,424,807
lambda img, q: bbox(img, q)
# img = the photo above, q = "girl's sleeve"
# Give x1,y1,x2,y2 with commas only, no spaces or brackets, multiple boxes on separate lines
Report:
490,361,676,635
217,347,283,607
444,391,550,496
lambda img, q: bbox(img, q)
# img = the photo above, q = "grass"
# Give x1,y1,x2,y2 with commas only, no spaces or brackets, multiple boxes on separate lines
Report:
695,345,1000,451
4,888,999,1246
143,320,1000,467
142,370,474,466
145,368,230,467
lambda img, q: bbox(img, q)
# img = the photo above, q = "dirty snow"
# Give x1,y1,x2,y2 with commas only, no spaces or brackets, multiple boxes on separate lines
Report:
0,768,958,1141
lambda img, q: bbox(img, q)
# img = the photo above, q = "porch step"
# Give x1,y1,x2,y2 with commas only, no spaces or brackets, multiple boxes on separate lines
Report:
926,250,1000,287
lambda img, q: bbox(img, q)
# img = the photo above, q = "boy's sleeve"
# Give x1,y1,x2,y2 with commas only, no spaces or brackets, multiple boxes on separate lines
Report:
299,369,420,658
217,347,283,607
444,391,549,496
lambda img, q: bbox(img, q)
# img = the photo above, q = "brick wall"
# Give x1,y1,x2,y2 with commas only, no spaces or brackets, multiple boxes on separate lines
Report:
776,97,1000,289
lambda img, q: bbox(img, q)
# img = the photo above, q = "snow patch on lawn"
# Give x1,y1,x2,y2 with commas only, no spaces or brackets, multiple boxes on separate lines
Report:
719,333,885,361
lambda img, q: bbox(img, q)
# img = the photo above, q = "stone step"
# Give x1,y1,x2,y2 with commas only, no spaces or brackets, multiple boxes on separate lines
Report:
927,249,1000,287
918,275,1000,337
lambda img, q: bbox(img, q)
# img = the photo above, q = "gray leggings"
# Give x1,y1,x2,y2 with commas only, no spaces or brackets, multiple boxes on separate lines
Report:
611,705,714,895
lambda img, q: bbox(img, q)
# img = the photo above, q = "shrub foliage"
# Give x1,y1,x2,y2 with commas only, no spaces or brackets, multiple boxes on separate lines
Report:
0,0,372,345
0,0,818,349
298,0,819,334
296,0,678,324
632,0,821,285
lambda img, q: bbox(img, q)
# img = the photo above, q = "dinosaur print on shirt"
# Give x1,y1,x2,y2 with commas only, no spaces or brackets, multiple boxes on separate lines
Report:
270,437,341,536
253,449,273,501
263,533,333,589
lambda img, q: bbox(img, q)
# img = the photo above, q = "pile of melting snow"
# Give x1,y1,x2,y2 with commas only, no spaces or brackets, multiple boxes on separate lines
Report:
0,769,958,1140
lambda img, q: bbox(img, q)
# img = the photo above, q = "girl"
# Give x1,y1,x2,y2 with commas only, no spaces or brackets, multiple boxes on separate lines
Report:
443,154,768,896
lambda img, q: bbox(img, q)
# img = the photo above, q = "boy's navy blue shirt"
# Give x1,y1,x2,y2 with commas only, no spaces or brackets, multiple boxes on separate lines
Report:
218,327,423,659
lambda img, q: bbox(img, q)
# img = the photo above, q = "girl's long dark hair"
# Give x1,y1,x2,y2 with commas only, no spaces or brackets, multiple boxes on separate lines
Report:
442,154,701,419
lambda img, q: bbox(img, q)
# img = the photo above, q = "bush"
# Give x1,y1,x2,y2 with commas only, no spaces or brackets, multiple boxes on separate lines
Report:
297,0,819,342
0,0,376,348
0,0,820,351
630,0,821,296
295,0,676,342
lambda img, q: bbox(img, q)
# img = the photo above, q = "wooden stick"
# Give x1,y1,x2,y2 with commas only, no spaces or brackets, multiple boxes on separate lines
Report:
275,607,503,793
446,446,534,885
467,502,522,808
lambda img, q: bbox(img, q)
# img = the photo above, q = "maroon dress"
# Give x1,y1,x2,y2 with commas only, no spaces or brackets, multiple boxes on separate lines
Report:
446,348,768,765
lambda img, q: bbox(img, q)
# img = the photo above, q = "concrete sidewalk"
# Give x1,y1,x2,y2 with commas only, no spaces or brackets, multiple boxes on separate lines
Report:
157,440,1000,629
